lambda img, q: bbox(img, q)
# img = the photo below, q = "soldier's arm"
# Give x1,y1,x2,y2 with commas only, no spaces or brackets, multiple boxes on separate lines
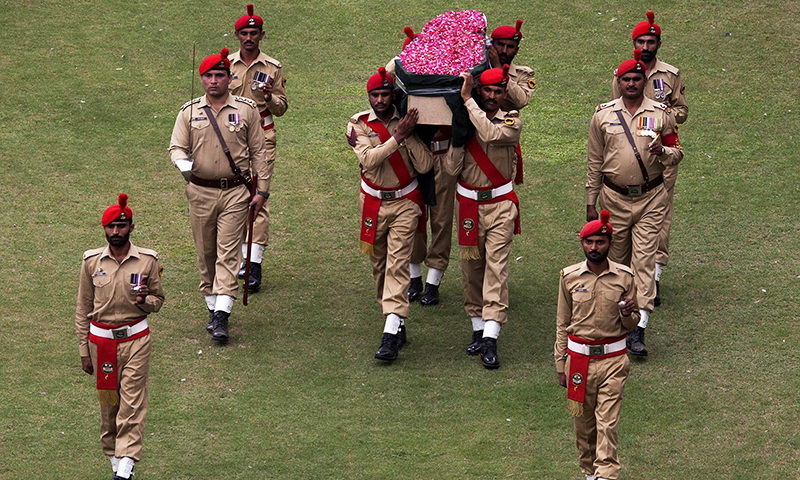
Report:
405,133,435,175
586,113,605,207
670,70,688,124
442,145,465,178
657,113,683,167
611,74,621,100
75,259,94,359
265,67,288,117
554,274,572,376
465,98,521,145
137,257,164,314
247,107,270,193
620,274,640,331
504,68,535,110
168,108,192,164
348,121,401,172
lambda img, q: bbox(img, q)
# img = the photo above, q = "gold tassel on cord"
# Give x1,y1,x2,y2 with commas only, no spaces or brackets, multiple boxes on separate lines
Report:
460,245,481,260
360,240,374,256
566,399,583,417
97,389,120,406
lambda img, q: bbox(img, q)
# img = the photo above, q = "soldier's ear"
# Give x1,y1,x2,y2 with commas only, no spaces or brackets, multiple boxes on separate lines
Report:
129,223,135,232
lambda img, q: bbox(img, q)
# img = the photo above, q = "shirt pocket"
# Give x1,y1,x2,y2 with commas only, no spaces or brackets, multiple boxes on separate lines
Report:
229,75,244,92
599,290,624,319
92,274,112,288
571,290,595,318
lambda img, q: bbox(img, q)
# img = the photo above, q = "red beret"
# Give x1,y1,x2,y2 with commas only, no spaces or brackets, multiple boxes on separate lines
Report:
632,11,661,39
616,49,646,78
479,64,509,87
402,27,418,50
491,20,523,42
102,193,133,227
235,4,263,31
580,210,612,239
199,48,230,76
367,67,393,92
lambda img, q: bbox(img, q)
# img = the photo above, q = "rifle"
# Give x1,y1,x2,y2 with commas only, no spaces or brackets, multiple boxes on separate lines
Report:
242,173,258,306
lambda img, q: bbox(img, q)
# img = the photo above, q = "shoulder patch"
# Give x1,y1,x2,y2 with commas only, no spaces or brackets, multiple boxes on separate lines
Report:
180,97,201,111
527,78,536,89
83,247,104,260
680,84,686,95
159,265,164,277
282,77,287,87
596,101,615,112
234,96,257,108
138,247,159,259
561,263,582,277
504,117,515,125
506,110,519,118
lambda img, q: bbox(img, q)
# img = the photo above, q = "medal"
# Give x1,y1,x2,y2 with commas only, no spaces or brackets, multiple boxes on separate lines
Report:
130,273,143,294
228,113,241,133
251,71,270,90
229,126,235,132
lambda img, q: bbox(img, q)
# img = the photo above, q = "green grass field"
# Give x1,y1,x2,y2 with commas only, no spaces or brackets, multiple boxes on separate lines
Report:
0,0,798,478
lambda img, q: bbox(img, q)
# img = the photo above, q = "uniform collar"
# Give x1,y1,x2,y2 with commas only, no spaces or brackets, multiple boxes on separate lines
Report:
100,243,140,264
199,93,239,111
230,49,270,66
579,259,616,277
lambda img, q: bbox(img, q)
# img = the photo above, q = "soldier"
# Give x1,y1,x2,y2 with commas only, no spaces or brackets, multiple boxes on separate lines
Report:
444,66,522,369
487,20,536,111
346,67,434,362
169,48,268,342
75,193,164,480
587,49,683,356
555,210,638,480
229,4,289,293
611,11,688,306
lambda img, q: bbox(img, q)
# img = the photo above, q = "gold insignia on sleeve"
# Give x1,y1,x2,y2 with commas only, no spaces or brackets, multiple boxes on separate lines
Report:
673,124,680,133
680,84,685,94
158,265,164,277
282,77,287,87
504,117,515,125
528,79,536,89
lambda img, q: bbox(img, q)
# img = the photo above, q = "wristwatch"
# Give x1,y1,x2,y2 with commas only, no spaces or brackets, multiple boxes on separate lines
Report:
257,190,270,199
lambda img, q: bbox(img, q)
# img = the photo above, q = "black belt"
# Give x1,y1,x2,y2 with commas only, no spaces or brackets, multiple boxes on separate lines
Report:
603,174,663,197
189,174,246,190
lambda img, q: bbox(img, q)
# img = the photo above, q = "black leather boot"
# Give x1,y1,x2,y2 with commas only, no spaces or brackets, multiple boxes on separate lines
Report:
419,283,440,306
375,333,399,361
408,276,423,302
212,311,230,343
480,337,500,369
466,330,483,356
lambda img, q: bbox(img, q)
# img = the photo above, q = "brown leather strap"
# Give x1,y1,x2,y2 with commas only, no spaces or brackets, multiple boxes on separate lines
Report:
615,110,649,184
603,174,663,196
189,174,246,189
202,106,250,181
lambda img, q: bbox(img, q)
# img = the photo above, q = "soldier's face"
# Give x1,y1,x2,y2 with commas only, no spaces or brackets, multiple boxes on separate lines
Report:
201,70,232,98
581,235,612,264
368,88,393,115
478,84,507,113
634,35,660,62
236,28,265,52
105,221,133,248
618,72,645,99
492,38,519,66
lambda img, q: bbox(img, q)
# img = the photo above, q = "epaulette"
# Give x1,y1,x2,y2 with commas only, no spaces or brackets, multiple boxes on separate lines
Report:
653,102,669,113
263,54,282,68
506,110,520,118
561,263,582,278
596,101,615,112
613,68,619,77
180,97,201,111
514,64,534,75
350,109,371,124
137,247,159,260
83,247,105,260
662,62,680,76
234,96,257,109
615,263,635,277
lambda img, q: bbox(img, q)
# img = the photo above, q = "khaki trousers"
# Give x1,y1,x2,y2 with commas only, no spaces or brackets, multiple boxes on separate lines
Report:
243,127,277,246
359,193,421,318
655,164,679,266
411,159,457,271
90,334,151,462
567,353,630,480
186,182,250,298
460,200,517,324
599,183,667,312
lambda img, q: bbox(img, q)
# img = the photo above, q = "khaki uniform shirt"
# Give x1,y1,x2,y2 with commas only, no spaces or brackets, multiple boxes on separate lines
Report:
586,97,683,205
347,107,434,186
444,98,521,183
612,59,687,124
229,50,288,118
554,260,639,373
168,94,269,192
502,62,536,112
75,244,164,357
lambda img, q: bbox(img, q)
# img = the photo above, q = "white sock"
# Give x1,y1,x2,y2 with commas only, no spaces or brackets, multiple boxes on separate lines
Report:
383,313,402,335
483,320,501,339
214,295,234,313
585,475,595,480
204,295,216,311
109,456,120,473
116,457,135,479
410,263,422,278
638,309,650,329
242,243,265,263
471,316,485,332
426,267,444,286
655,263,664,282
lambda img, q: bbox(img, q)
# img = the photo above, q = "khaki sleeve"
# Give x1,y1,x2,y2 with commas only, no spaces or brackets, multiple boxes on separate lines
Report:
75,259,94,358
505,69,535,110
658,112,683,168
554,275,572,373
266,67,288,117
465,99,521,146
168,107,192,164
348,120,401,172
443,145,465,178
246,107,270,192
611,74,621,100
405,133,435,175
620,275,640,331
586,112,605,206
139,258,165,314
670,70,688,124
